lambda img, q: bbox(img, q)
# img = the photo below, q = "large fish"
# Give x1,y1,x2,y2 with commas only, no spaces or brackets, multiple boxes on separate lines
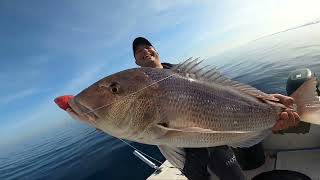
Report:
62,58,320,149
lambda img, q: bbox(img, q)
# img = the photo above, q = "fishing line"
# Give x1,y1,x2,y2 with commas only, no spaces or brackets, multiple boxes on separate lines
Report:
68,64,226,172
115,137,178,170
69,66,248,169
70,71,180,170
116,138,163,165
94,127,176,169
78,72,177,116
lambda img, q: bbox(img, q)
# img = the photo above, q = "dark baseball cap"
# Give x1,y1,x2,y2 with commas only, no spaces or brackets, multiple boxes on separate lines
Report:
132,37,153,56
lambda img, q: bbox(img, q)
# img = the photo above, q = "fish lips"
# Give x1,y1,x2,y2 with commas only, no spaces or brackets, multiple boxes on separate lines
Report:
68,97,98,124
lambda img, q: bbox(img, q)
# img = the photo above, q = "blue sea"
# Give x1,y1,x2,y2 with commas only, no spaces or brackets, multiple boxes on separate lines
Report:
1,22,320,180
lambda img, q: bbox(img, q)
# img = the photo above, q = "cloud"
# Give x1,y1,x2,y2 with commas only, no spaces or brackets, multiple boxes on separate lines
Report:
26,54,51,66
71,27,90,33
149,0,196,12
61,63,107,93
2,61,107,128
0,54,53,96
0,88,39,105
176,0,320,59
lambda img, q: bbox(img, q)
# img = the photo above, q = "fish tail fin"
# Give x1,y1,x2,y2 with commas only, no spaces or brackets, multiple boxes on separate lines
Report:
290,76,320,125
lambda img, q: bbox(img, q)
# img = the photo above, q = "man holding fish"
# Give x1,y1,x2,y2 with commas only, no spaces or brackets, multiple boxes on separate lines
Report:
54,37,320,180
129,37,301,180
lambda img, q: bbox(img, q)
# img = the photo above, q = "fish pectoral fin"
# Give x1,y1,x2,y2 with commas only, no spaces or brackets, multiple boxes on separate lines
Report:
229,129,272,148
154,124,254,145
156,124,251,134
157,145,185,170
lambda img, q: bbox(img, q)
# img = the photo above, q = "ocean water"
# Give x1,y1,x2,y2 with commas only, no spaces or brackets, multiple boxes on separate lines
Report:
1,22,320,180
0,124,165,180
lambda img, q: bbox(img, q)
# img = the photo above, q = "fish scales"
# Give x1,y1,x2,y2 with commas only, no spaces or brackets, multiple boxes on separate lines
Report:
67,58,320,148
144,69,278,131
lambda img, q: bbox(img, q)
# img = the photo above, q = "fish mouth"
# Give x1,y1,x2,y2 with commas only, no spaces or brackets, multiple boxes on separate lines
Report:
68,98,98,124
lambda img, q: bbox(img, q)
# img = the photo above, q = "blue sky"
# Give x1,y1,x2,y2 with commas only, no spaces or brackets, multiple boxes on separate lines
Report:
1,0,320,144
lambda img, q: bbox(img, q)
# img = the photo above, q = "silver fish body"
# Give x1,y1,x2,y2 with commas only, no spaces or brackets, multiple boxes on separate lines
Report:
129,68,281,147
70,60,287,148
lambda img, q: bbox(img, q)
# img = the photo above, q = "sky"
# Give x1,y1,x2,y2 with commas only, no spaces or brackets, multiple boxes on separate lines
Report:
1,0,320,144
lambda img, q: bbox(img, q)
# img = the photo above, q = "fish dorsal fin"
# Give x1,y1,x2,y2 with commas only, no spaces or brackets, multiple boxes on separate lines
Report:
172,57,279,102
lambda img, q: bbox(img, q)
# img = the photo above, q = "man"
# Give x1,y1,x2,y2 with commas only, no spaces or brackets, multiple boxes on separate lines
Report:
131,37,300,180
65,37,300,180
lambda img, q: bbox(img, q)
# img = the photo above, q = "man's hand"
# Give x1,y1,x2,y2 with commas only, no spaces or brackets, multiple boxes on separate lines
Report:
271,94,300,132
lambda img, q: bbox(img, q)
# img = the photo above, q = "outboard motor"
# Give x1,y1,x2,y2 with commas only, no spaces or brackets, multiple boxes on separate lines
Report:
286,68,313,95
234,68,319,172
282,68,317,134
287,68,320,96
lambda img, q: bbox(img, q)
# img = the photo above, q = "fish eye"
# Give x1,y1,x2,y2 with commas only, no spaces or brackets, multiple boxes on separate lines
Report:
109,82,120,93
